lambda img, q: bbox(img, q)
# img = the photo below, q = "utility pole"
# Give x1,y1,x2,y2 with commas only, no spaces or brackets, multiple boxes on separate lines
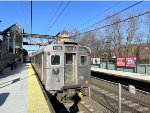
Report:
106,41,110,69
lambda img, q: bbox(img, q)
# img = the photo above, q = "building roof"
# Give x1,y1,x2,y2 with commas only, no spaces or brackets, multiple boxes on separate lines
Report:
3,23,24,34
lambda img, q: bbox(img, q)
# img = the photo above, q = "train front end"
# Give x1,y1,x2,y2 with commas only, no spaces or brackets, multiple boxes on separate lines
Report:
44,41,91,102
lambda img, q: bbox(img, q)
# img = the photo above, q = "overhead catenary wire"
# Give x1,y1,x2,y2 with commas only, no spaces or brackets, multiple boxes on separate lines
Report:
79,1,121,29
82,0,144,31
44,1,71,35
39,1,70,49
39,1,64,50
42,1,64,35
72,11,150,38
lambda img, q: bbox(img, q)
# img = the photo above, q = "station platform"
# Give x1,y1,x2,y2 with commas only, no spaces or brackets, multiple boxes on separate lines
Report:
91,67,150,83
0,63,51,113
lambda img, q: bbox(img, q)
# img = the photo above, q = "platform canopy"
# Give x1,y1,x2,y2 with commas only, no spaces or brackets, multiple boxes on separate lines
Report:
21,33,57,39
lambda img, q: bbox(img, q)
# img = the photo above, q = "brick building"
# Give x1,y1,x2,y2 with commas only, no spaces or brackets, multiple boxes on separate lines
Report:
0,23,24,73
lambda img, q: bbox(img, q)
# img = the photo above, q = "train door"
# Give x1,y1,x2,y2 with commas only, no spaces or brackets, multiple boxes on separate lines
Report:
64,53,76,85
47,52,64,91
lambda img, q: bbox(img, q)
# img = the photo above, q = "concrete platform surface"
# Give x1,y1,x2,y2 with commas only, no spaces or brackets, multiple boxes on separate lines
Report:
91,67,150,83
0,63,51,113
0,64,28,113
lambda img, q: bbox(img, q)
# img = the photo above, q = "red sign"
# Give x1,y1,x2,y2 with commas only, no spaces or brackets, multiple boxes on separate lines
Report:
126,57,136,67
117,58,125,66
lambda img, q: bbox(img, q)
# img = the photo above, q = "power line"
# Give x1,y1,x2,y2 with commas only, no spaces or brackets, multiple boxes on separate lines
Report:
39,1,70,51
42,1,64,35
82,0,144,31
45,1,71,35
39,1,64,50
72,11,150,38
79,1,121,29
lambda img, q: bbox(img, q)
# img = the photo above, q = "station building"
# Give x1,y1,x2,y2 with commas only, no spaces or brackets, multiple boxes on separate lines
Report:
0,23,27,73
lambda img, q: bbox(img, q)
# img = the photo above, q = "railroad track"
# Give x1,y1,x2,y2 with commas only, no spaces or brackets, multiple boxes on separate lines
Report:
91,76,150,113
79,96,112,113
35,70,98,113
35,71,93,113
58,100,92,113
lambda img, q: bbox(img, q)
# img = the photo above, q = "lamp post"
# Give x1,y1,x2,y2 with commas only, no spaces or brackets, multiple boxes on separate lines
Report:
106,41,110,69
7,31,10,52
13,31,16,54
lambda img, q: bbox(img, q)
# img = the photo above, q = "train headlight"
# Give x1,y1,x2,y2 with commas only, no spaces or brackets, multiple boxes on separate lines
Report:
47,52,51,55
84,80,89,85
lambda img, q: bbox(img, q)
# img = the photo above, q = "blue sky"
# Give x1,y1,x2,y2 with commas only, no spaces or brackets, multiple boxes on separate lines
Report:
0,1,150,52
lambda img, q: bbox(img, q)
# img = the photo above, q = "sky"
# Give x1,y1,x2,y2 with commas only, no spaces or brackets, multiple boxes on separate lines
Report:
0,1,150,52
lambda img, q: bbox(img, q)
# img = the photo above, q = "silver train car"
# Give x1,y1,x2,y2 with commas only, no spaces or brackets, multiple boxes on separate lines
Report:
31,40,91,102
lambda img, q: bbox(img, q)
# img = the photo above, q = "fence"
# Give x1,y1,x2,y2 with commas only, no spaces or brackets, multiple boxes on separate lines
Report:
92,62,150,74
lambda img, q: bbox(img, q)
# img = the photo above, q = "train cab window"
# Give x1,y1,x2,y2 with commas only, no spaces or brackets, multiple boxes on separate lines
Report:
80,56,87,65
51,55,60,65
66,54,73,64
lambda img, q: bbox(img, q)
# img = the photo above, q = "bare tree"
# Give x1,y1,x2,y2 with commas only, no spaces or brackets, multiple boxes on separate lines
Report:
69,28,81,41
76,30,105,58
145,10,150,29
95,30,106,58
105,13,123,58
144,10,150,63
124,13,139,57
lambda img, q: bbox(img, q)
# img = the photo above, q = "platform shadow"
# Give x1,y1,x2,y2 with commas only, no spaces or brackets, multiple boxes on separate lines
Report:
0,92,9,106
0,63,29,79
0,74,34,89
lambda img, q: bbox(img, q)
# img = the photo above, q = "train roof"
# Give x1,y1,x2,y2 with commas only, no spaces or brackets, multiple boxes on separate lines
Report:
31,40,91,57
31,41,78,56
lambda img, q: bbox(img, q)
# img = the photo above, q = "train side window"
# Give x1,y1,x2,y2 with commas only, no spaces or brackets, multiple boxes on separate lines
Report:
51,55,60,65
80,56,87,65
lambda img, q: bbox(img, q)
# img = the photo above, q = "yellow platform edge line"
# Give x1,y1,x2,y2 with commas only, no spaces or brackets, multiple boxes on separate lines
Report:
28,63,51,113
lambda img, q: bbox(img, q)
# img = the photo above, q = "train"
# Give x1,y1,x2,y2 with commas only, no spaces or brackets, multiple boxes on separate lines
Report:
30,37,91,102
